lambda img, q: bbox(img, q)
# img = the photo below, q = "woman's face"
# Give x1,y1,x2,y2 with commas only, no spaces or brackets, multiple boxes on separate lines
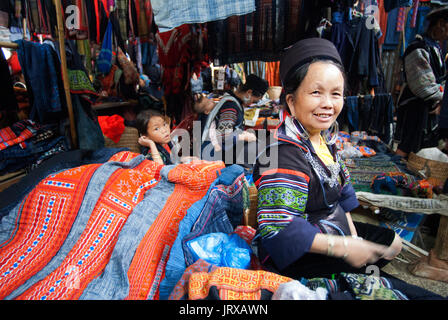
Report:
286,61,344,136
145,116,171,144
439,20,448,41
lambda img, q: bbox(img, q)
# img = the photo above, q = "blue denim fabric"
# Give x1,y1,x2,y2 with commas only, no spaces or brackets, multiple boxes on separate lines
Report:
15,40,64,123
158,164,244,300
0,147,126,219
404,6,431,52
80,164,176,300
3,155,146,300
370,93,394,144
383,8,401,50
359,94,373,132
72,94,105,151
0,136,68,174
181,168,245,267
345,96,359,131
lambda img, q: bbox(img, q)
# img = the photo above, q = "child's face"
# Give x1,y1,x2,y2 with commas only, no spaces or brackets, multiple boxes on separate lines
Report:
145,116,171,144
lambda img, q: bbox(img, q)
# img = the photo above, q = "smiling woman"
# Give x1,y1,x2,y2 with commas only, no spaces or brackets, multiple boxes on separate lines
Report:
284,61,345,146
252,38,402,280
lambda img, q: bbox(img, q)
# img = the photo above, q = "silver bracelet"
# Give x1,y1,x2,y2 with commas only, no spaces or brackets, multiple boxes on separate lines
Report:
342,236,349,260
327,235,335,257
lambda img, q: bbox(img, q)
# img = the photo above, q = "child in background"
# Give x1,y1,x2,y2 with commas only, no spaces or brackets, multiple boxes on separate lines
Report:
136,109,173,165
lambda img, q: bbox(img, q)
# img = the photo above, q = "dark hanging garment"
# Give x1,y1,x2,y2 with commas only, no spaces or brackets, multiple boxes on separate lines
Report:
0,49,19,128
207,0,322,65
16,40,66,124
42,0,57,37
84,0,97,42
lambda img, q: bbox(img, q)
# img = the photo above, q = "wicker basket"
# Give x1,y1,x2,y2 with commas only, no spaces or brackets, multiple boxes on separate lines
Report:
267,86,282,100
104,126,140,154
407,152,448,184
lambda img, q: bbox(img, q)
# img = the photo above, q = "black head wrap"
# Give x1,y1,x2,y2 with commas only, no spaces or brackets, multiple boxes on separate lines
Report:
426,6,448,22
280,38,343,86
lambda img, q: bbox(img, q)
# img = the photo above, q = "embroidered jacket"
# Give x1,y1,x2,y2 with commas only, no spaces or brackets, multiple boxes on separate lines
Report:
252,117,359,270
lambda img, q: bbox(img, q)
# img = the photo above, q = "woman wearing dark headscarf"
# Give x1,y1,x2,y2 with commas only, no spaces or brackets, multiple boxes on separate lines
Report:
252,38,402,279
395,6,448,157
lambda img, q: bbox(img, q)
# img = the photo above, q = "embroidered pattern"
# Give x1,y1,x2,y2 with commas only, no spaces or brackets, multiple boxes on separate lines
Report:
13,153,160,300
0,164,101,299
303,150,341,188
187,267,292,300
43,181,75,189
125,161,225,300
256,173,309,239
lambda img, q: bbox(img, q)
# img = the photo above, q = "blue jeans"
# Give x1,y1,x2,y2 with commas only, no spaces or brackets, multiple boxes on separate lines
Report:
0,136,68,174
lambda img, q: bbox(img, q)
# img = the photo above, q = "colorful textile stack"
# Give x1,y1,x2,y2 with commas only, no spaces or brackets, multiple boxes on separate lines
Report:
125,160,224,300
0,151,225,300
0,120,68,175
0,119,38,150
169,259,292,300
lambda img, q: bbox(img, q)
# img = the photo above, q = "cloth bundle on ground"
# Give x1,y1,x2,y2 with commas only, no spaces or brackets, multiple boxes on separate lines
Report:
98,115,125,143
0,120,68,175
158,164,249,299
168,258,444,300
0,151,226,300
370,170,439,199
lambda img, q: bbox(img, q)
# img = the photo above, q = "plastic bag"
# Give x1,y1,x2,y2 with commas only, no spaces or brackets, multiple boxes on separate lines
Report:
186,232,252,269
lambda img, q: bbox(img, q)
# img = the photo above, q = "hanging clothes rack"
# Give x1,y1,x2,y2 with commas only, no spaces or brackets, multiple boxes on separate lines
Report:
0,0,77,149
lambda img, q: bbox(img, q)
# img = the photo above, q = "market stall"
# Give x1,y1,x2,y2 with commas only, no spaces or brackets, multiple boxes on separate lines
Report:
0,0,448,301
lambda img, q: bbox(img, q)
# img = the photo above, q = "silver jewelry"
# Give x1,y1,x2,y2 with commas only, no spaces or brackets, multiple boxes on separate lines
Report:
304,151,341,188
322,121,339,145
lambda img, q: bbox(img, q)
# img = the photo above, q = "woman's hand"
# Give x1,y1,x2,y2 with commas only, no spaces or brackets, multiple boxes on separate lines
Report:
180,156,200,164
138,136,156,148
342,237,388,268
238,131,257,142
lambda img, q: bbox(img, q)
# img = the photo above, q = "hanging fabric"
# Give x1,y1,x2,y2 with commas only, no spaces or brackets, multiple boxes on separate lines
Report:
96,20,114,75
150,0,256,33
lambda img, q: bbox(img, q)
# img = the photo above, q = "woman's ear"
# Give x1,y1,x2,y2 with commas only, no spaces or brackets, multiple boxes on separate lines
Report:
285,93,296,117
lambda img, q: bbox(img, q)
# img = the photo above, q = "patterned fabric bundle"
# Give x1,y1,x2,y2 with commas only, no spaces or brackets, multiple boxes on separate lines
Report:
169,261,410,300
125,160,225,300
0,152,162,300
0,119,39,150
0,151,226,300
158,164,247,300
169,259,292,300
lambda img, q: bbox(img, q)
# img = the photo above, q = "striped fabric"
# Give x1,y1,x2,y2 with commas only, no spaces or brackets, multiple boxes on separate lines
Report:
0,120,38,150
216,107,239,137
405,48,444,101
151,0,256,32
256,170,310,239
